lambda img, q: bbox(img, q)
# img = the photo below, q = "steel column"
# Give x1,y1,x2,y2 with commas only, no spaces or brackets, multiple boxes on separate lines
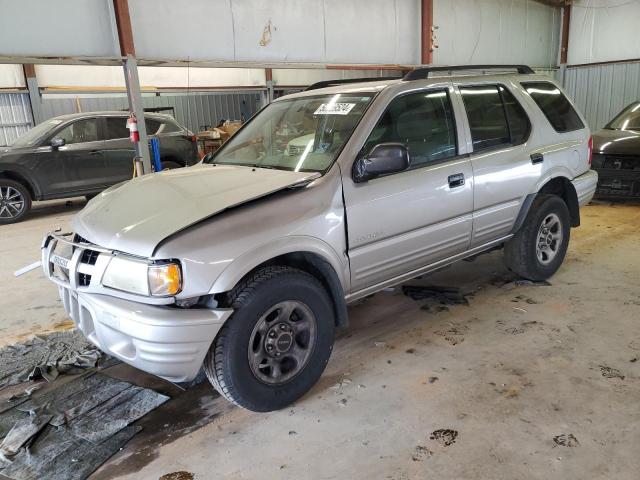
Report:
421,0,433,65
123,55,151,174
22,64,42,125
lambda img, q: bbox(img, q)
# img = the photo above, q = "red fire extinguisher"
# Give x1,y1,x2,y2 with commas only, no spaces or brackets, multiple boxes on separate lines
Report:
126,114,139,143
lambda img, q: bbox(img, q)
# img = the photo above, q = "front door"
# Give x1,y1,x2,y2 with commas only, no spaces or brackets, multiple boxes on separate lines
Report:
343,87,474,292
48,117,106,193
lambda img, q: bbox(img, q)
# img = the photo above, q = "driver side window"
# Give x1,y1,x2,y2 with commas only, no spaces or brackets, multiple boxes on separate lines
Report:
363,90,457,168
55,119,99,145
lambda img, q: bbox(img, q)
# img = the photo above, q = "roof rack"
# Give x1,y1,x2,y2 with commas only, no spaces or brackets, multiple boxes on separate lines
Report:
305,77,401,91
403,65,535,81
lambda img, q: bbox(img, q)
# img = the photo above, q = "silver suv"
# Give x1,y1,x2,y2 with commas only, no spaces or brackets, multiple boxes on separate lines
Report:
42,65,598,412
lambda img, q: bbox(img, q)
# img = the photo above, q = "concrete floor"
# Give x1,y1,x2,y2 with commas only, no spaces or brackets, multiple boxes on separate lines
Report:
1,200,639,480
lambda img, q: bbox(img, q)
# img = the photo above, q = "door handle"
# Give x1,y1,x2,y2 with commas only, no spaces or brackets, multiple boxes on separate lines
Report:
88,150,102,156
448,173,465,188
530,153,544,164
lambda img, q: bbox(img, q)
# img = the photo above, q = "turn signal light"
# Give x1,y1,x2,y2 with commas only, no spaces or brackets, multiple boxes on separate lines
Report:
148,263,182,296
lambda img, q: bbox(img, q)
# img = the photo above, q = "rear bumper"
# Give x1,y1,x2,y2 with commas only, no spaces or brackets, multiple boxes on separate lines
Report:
58,287,232,382
572,169,598,206
593,168,640,198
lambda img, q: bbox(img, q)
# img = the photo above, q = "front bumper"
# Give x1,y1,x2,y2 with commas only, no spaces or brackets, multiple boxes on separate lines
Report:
571,169,598,206
43,233,232,382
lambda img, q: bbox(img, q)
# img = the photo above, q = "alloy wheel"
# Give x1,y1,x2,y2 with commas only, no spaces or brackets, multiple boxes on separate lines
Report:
0,186,25,219
536,213,563,265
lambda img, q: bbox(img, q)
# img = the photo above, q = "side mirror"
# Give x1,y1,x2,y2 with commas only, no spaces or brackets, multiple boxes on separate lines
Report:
50,137,65,149
352,143,410,183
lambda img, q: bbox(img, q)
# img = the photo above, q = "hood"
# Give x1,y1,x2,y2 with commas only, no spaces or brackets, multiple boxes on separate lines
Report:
72,164,319,257
592,128,640,156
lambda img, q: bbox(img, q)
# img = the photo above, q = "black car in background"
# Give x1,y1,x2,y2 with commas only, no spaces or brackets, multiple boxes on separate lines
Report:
0,112,199,223
592,101,640,198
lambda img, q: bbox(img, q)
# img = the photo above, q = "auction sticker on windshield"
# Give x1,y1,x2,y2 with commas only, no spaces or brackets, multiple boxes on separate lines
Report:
314,103,356,115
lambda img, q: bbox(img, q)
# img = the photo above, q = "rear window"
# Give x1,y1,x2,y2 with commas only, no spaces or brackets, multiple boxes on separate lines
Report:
521,81,584,133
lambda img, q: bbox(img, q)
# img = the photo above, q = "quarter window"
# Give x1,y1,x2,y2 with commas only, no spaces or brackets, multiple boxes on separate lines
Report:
521,81,584,133
364,90,457,168
145,119,161,135
54,119,99,145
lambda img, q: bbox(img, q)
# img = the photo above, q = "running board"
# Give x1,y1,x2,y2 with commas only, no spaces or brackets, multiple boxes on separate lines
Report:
344,235,513,304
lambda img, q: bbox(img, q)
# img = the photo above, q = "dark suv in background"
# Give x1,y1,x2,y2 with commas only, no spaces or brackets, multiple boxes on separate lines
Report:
592,101,640,198
0,111,199,223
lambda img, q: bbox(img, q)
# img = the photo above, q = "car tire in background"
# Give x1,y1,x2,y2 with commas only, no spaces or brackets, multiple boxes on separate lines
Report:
203,266,335,412
0,179,32,225
504,194,571,281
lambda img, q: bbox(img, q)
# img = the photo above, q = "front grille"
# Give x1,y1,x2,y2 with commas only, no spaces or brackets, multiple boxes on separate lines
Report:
81,249,100,265
79,273,92,287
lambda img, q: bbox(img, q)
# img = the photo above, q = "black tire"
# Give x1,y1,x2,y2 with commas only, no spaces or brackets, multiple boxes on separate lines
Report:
504,194,571,281
204,266,335,412
160,160,182,170
0,179,31,225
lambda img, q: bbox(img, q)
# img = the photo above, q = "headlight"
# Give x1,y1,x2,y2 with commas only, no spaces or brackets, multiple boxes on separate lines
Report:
102,257,182,297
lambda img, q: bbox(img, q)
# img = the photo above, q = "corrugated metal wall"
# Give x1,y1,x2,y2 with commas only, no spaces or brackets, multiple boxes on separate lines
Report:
39,91,264,133
564,61,640,130
0,93,33,146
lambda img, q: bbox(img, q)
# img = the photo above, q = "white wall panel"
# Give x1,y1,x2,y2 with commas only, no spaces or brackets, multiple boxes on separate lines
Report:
128,0,420,64
433,0,560,67
568,0,640,65
273,68,400,87
35,66,265,89
0,0,119,57
0,65,25,88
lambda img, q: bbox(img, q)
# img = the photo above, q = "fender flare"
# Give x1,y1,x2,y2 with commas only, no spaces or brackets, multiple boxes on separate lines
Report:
512,174,580,234
208,236,350,327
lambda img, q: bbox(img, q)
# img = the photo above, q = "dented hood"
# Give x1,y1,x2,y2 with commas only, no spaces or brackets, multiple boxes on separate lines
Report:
72,164,318,257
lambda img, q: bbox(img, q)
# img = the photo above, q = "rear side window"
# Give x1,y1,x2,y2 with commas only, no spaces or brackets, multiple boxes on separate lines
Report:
461,85,531,151
145,119,161,135
105,117,129,140
364,89,457,168
499,86,530,145
521,81,584,133
461,86,510,151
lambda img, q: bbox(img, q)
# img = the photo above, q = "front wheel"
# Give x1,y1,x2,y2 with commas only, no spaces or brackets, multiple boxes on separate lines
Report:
0,179,31,225
503,194,571,281
203,266,335,412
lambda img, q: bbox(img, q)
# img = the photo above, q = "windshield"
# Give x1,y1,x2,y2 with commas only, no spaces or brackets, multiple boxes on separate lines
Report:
606,102,640,131
206,93,375,173
10,119,64,147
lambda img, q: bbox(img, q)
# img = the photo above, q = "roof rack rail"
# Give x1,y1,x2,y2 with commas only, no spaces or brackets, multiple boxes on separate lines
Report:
403,65,535,81
305,76,401,91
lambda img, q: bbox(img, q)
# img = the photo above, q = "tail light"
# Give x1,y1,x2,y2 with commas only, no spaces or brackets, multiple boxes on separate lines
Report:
587,136,593,166
184,134,197,142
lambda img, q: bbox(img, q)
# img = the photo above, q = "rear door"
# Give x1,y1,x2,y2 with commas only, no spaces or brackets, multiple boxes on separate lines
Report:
343,86,474,292
456,82,537,247
101,116,135,184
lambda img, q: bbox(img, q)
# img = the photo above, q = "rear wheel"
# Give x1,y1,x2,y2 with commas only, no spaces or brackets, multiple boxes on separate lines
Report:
504,194,570,281
203,266,335,412
0,179,31,225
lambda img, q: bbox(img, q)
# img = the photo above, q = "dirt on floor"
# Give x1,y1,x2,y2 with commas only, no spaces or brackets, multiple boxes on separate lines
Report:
1,200,639,480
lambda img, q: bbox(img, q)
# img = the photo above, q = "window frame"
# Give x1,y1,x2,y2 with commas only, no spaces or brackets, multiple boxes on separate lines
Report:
358,87,461,175
102,115,130,141
45,117,101,146
520,80,584,134
458,83,531,154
